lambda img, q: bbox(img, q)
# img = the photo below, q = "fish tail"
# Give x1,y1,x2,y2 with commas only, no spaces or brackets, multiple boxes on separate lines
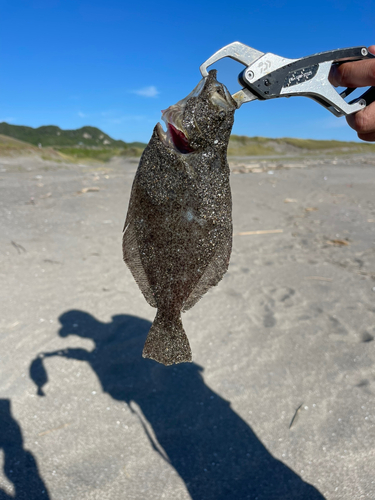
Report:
143,311,192,366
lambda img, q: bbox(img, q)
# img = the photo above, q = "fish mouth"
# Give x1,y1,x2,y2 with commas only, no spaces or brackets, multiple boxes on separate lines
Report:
157,106,195,155
157,78,206,155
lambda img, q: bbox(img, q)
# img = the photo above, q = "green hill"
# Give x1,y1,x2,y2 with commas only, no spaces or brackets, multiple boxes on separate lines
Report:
0,122,129,148
0,122,147,160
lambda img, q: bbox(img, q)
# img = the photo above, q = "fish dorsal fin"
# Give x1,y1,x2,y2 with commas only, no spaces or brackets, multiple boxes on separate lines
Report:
123,219,157,308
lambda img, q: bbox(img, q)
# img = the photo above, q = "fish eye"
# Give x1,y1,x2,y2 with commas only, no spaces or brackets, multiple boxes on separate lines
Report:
215,86,225,98
219,110,225,118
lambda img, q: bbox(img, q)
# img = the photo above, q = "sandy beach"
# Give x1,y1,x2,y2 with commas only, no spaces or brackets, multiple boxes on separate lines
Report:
1,152,375,499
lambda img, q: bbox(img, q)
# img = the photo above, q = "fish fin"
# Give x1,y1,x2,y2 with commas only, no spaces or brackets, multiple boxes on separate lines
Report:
143,311,192,366
182,234,232,312
123,221,157,308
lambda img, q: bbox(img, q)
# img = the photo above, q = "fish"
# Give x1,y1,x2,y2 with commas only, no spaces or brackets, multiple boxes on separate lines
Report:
123,69,237,366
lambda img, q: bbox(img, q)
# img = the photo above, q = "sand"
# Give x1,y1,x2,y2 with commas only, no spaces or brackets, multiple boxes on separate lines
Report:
0,152,375,499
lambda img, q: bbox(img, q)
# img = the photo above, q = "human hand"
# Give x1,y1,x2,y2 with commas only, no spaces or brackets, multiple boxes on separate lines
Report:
329,45,375,141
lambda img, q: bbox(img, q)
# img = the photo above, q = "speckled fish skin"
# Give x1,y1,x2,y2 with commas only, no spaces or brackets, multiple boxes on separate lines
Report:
123,70,237,366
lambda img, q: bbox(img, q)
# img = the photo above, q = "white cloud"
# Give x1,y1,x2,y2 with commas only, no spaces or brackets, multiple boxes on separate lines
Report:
132,86,159,98
78,111,87,118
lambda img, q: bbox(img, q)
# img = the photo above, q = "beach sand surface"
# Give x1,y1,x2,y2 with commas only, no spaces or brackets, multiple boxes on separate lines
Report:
0,153,375,499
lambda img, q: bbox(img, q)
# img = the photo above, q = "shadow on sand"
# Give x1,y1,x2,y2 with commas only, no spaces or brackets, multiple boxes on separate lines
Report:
0,399,50,500
30,310,325,500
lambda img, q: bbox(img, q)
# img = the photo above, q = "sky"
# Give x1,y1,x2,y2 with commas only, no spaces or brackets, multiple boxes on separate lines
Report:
0,0,374,143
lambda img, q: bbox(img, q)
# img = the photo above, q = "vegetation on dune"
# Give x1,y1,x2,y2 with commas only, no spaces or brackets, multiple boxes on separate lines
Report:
0,134,37,153
280,137,375,151
228,134,375,156
1,123,375,162
228,136,276,156
55,145,145,162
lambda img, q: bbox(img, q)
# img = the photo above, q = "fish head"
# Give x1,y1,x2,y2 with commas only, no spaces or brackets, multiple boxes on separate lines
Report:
157,70,237,155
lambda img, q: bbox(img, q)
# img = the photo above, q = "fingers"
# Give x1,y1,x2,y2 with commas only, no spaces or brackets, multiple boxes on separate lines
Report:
329,46,375,87
328,46,375,141
346,102,375,141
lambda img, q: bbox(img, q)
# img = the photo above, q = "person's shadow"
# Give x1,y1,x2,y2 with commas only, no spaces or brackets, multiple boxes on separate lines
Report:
30,310,325,500
0,399,50,500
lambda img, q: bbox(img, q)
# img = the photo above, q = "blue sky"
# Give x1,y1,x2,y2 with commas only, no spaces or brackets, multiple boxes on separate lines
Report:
0,0,374,143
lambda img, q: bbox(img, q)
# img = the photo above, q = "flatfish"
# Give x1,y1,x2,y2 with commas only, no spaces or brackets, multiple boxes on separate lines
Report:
123,70,237,365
